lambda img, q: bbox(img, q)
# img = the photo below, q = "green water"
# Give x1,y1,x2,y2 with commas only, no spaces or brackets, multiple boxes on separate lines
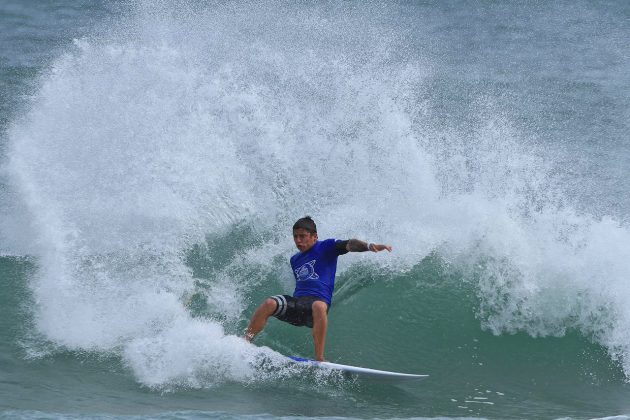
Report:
2,251,629,418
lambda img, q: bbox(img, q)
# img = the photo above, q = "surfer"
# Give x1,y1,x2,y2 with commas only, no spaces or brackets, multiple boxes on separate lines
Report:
245,216,392,361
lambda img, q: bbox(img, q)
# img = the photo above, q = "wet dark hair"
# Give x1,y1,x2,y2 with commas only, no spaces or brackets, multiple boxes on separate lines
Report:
293,216,317,234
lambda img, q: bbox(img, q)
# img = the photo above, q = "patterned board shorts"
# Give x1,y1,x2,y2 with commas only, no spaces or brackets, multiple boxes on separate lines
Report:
270,295,328,328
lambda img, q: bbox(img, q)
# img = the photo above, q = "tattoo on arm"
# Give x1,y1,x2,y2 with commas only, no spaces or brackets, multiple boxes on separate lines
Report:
347,239,370,252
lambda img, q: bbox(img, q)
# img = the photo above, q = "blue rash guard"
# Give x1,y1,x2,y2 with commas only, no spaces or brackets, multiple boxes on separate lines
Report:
290,239,348,306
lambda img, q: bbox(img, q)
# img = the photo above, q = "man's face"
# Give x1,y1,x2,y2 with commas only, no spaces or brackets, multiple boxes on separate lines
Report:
293,228,318,252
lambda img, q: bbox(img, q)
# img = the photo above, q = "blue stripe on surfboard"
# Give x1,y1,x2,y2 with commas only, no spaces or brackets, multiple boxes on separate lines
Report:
288,356,313,362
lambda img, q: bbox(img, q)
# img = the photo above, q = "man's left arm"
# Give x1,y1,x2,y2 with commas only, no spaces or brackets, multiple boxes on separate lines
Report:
336,239,393,253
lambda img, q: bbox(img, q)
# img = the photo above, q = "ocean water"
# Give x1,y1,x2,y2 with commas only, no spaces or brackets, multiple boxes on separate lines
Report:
2,1,630,418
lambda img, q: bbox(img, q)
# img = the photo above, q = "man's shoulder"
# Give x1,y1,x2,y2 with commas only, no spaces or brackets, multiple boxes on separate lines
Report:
320,238,349,256
316,238,337,252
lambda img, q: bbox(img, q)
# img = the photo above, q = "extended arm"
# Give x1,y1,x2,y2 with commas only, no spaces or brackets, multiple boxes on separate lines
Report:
345,239,392,253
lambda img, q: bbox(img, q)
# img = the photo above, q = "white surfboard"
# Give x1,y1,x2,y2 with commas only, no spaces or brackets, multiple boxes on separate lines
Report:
289,356,428,382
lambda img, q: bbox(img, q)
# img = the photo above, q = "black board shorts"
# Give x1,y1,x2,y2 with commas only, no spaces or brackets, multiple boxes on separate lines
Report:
270,295,328,328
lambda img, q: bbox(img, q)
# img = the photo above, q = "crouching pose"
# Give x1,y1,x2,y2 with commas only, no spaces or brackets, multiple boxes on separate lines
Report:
245,216,392,361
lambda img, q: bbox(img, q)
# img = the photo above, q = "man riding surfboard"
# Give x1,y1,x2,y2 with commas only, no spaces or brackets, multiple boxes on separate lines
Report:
245,216,392,361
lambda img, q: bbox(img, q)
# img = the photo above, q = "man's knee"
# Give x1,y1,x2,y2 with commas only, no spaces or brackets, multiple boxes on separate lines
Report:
261,298,278,314
311,300,328,316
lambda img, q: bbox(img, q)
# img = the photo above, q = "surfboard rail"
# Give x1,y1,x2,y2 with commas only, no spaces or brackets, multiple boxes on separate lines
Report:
288,356,428,382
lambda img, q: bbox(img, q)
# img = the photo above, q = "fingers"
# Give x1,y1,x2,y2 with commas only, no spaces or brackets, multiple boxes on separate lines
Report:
373,244,393,252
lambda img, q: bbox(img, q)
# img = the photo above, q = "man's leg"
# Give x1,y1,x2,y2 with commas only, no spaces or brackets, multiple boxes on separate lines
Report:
311,300,328,361
245,298,278,342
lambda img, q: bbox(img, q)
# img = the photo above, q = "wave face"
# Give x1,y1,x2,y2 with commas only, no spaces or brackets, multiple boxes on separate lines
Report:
2,0,630,417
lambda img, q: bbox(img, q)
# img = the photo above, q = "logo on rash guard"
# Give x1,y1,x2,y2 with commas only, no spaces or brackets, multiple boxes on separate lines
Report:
295,260,319,281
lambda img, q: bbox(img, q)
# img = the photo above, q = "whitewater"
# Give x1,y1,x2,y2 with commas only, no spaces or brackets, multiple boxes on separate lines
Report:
1,1,630,418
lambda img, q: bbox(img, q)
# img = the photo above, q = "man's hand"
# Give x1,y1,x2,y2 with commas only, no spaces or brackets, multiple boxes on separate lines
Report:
369,243,392,252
